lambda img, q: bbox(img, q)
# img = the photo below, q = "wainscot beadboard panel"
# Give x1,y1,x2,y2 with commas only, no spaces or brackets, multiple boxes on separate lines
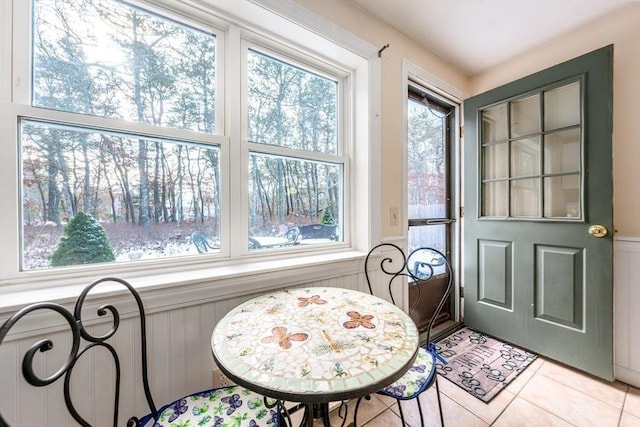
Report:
614,236,640,388
0,265,365,426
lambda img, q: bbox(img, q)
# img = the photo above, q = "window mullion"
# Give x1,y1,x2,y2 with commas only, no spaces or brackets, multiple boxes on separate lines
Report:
247,142,347,165
13,106,227,146
227,26,244,257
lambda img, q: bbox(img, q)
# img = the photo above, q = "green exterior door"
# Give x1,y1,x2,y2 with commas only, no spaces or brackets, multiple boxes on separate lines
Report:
463,46,613,380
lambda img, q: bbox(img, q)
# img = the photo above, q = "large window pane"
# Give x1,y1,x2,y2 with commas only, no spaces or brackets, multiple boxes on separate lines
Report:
21,120,220,270
247,50,338,154
33,0,217,132
249,153,342,249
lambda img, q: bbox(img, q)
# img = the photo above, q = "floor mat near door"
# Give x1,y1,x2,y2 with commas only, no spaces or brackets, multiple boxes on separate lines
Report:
433,327,537,403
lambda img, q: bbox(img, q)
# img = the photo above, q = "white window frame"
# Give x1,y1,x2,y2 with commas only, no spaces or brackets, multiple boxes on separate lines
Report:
0,0,379,307
239,39,351,257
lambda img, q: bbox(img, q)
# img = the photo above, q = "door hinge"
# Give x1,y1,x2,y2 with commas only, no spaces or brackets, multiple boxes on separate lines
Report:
460,207,464,218
460,125,464,138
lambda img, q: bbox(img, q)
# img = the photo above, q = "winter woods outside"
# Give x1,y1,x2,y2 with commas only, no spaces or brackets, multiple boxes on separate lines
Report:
22,0,342,270
407,96,449,253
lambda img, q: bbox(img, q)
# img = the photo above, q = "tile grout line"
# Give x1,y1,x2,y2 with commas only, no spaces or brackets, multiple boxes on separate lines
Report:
488,368,538,427
615,389,631,427
515,368,619,427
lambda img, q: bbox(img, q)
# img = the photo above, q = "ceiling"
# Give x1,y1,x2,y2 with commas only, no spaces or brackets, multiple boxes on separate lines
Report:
352,0,636,76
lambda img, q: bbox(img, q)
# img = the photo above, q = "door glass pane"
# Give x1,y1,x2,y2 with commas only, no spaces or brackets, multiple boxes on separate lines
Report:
482,104,507,143
544,129,580,174
408,224,445,254
511,137,540,177
407,98,446,219
510,178,540,217
482,181,508,217
544,175,580,218
511,94,540,137
482,143,508,179
407,86,454,332
544,81,580,131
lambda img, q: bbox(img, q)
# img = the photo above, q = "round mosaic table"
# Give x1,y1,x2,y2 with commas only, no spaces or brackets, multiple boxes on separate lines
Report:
210,286,419,408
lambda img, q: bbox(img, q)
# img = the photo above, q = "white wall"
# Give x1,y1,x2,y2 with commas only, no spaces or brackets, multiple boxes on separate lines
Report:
294,0,640,387
295,0,469,238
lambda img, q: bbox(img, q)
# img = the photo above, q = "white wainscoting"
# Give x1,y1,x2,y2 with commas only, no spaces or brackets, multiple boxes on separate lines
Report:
4,237,637,426
0,263,372,427
614,236,640,388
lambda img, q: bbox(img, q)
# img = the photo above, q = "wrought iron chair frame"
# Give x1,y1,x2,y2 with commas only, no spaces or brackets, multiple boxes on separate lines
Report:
0,277,286,427
353,243,453,427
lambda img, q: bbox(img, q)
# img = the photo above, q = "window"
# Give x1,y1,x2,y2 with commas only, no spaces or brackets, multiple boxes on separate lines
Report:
1,0,373,284
246,48,343,250
20,0,222,271
480,79,582,219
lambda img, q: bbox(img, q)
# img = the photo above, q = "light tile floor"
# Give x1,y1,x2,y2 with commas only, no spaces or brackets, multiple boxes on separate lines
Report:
311,357,640,427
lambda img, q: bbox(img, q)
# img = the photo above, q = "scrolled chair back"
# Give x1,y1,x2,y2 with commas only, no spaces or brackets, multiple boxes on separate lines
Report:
364,242,453,343
0,277,158,427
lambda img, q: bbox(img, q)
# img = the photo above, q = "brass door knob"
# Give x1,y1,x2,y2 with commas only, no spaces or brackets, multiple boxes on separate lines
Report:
588,225,608,238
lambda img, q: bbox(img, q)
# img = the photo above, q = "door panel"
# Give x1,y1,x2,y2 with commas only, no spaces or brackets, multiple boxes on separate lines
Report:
478,239,513,309
534,245,583,329
464,46,613,379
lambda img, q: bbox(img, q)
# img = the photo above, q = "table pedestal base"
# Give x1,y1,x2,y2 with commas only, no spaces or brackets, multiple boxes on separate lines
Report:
286,402,337,427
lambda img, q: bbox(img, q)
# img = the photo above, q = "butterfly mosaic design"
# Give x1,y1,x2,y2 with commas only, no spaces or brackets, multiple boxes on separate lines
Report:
261,326,309,349
311,330,356,356
342,311,376,329
297,295,328,307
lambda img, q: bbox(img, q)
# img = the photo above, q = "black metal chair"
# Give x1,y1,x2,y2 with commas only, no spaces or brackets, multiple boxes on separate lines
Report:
353,243,453,427
0,277,284,427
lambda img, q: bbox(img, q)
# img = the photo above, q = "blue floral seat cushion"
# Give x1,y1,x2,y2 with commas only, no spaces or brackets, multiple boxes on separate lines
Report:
378,346,437,400
141,385,281,427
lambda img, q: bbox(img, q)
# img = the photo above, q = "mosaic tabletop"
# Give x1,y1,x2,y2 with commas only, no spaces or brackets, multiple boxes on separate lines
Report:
211,287,419,403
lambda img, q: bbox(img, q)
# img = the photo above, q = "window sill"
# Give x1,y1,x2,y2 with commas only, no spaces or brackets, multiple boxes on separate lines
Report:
0,250,366,317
